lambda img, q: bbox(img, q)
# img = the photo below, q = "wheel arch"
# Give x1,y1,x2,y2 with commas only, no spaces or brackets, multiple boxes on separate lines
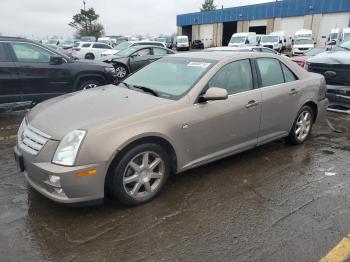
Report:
104,135,178,192
303,100,318,123
74,74,107,90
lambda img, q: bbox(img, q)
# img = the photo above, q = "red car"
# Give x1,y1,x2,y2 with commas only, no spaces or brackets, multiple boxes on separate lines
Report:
291,47,326,68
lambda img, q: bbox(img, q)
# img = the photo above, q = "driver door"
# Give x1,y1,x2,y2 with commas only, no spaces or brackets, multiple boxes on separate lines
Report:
9,42,71,102
129,48,152,72
183,59,262,166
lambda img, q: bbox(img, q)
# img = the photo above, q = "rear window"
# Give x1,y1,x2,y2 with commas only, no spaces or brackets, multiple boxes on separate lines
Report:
0,43,10,62
82,43,91,48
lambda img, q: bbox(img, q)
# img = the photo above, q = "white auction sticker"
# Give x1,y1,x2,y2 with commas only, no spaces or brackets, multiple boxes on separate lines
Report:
187,62,211,68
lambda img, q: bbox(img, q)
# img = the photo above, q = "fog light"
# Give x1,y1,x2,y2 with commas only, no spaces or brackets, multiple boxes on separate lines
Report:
48,175,61,187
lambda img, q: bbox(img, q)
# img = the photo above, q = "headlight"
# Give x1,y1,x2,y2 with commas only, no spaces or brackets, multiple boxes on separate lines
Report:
304,62,310,71
17,118,25,143
105,67,116,74
52,130,86,166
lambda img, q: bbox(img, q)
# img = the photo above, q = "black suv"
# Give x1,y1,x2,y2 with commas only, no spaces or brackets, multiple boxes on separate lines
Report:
0,37,117,104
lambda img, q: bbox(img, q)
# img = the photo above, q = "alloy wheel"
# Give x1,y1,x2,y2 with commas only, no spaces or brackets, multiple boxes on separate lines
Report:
123,151,165,199
295,111,312,141
116,66,127,79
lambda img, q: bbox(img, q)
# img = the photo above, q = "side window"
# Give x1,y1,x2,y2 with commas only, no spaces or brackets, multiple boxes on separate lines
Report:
82,43,91,48
11,43,52,63
153,48,168,55
0,43,10,62
256,58,284,87
208,59,253,95
281,63,298,82
93,43,111,49
134,48,151,56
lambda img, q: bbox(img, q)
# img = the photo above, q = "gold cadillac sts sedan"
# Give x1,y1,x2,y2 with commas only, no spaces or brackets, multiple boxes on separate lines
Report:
14,51,328,206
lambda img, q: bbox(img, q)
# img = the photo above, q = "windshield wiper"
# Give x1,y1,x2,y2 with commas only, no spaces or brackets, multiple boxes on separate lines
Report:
131,85,159,97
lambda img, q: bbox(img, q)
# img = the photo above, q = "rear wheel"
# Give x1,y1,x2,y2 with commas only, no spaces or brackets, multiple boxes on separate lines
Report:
288,105,314,144
108,143,170,206
78,79,102,90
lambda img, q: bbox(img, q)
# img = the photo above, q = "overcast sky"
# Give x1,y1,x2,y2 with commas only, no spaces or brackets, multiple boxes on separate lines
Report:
0,0,273,39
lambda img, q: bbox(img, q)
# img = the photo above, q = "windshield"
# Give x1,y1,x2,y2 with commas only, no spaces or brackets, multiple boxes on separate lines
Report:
114,41,130,50
123,58,213,100
330,33,338,40
339,40,350,50
177,38,188,43
343,33,350,41
304,48,325,56
294,39,313,45
261,36,279,43
117,47,139,56
229,36,246,44
63,40,73,45
47,39,57,45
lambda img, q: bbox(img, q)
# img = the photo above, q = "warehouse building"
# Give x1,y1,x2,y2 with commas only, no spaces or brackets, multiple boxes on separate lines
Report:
176,0,350,48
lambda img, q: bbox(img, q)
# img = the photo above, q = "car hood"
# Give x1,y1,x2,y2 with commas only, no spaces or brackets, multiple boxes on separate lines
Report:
293,44,313,48
26,85,173,140
102,50,119,55
308,51,350,64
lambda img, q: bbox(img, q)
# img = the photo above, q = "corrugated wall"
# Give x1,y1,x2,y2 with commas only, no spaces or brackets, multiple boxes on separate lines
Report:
177,0,350,26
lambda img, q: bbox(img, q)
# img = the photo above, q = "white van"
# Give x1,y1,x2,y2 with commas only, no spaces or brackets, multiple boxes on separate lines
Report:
294,29,313,39
260,31,286,52
341,28,350,42
176,36,190,51
292,37,314,55
228,32,257,47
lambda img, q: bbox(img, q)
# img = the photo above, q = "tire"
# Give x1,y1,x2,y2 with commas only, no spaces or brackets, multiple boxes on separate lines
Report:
288,105,314,145
78,79,102,90
114,64,128,80
85,53,95,60
108,143,171,206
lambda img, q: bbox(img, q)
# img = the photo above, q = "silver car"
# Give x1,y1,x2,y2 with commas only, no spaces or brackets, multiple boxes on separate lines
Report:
14,51,328,206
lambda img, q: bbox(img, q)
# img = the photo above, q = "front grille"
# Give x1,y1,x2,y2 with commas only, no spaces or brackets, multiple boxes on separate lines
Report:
18,120,51,155
299,48,309,51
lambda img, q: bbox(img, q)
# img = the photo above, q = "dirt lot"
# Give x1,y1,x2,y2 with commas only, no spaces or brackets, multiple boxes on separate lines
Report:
0,110,349,262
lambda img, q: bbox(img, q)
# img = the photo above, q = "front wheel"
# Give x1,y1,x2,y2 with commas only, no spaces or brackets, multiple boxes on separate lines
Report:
108,143,171,206
114,64,128,80
288,106,314,144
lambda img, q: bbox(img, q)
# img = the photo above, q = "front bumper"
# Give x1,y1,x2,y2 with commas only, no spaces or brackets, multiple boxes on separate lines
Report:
15,145,107,204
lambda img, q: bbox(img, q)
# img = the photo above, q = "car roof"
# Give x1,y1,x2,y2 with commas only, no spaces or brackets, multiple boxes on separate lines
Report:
207,46,255,51
128,45,169,49
0,36,31,42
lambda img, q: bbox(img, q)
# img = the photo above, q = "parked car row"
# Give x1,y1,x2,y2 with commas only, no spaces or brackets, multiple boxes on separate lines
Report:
0,37,117,104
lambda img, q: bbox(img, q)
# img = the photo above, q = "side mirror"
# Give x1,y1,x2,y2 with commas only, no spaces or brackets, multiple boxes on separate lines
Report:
199,87,228,103
246,40,250,44
49,55,64,65
279,40,282,43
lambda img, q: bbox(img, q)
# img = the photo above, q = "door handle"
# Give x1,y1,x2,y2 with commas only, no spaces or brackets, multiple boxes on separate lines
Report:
289,88,299,95
245,100,259,108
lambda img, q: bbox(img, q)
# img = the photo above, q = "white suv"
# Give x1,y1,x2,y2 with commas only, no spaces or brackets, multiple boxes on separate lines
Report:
72,42,113,60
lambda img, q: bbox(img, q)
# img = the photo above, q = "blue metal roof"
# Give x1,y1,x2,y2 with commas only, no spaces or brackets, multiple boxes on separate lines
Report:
177,0,350,26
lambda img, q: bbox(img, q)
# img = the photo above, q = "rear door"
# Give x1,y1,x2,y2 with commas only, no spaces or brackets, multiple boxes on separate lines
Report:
92,43,112,57
9,42,71,102
0,42,20,104
255,57,301,144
